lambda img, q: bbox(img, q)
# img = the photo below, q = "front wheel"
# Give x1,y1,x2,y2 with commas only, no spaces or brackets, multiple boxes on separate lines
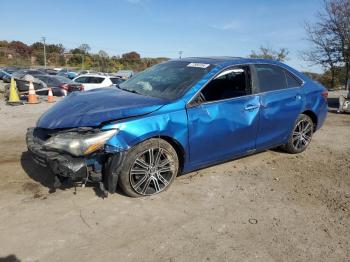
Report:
283,114,314,154
118,138,179,197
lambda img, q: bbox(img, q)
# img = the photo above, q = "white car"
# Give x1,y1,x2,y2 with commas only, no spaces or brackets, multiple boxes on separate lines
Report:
73,74,122,91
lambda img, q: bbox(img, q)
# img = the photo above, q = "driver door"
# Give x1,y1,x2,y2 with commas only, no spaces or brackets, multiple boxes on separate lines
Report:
186,66,260,167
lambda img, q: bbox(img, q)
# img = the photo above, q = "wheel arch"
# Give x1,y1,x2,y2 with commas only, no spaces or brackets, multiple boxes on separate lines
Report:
301,110,318,131
152,135,185,175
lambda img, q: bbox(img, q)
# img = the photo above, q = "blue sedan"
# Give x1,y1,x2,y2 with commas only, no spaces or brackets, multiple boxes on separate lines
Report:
26,57,328,197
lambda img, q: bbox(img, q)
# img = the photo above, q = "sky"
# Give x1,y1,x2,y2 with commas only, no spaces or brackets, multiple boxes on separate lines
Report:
1,0,323,72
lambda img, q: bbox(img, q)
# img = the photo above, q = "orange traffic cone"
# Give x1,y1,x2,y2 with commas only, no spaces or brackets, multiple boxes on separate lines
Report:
47,88,55,103
27,81,39,104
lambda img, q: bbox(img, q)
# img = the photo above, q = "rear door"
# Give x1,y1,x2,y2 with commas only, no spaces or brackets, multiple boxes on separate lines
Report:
253,64,304,150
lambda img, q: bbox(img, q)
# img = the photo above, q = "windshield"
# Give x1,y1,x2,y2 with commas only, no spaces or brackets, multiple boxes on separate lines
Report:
119,61,213,100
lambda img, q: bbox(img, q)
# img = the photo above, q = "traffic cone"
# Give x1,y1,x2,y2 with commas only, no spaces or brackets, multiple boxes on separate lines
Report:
27,81,39,104
6,77,24,106
47,88,55,103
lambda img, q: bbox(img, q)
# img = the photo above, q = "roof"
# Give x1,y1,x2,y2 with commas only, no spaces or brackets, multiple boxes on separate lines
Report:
176,56,284,67
75,74,116,78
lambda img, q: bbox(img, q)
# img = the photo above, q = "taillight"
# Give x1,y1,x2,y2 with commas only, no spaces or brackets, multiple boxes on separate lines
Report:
60,83,69,90
321,90,328,99
80,84,84,91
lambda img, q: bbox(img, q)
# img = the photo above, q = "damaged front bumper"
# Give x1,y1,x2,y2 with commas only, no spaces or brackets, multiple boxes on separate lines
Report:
26,127,124,193
26,127,88,179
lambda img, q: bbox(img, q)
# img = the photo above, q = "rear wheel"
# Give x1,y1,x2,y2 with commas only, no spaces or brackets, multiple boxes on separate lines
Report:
283,114,314,154
118,138,179,197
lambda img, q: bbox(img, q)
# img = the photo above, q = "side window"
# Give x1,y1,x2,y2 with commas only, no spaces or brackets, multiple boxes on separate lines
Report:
284,71,302,88
74,77,87,83
199,66,251,102
89,77,104,84
255,64,287,92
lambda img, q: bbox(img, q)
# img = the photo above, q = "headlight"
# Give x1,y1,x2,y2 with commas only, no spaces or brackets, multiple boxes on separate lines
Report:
43,129,118,156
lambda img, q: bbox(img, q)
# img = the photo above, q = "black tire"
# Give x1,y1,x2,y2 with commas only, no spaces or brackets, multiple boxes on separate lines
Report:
118,138,179,197
283,114,314,154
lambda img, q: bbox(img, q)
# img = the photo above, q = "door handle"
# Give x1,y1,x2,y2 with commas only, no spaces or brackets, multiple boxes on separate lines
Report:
295,94,302,100
244,104,260,111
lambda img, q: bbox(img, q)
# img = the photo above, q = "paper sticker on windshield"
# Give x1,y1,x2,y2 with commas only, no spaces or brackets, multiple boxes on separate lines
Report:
187,63,210,68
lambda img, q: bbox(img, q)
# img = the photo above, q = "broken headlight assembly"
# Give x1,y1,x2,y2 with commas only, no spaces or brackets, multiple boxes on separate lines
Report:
43,129,118,156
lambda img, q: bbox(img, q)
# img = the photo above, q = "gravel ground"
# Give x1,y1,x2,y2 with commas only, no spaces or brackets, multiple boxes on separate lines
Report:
0,89,349,262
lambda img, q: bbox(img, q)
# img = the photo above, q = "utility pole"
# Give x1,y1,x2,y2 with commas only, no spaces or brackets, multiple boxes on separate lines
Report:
41,37,47,69
179,50,183,59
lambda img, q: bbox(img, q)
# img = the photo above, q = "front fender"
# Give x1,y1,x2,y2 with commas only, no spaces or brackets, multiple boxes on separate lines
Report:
102,105,189,161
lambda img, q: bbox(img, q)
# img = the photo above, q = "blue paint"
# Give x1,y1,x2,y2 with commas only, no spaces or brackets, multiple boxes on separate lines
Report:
35,57,328,174
37,87,167,129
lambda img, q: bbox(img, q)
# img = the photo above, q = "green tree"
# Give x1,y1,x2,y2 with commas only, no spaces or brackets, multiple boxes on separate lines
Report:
249,46,289,62
122,51,141,61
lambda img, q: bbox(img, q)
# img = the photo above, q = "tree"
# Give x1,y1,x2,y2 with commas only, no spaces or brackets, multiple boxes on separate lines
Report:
46,43,65,54
98,50,109,58
122,51,141,61
302,23,342,88
303,0,350,87
98,50,109,72
249,46,289,62
8,41,32,57
79,44,91,54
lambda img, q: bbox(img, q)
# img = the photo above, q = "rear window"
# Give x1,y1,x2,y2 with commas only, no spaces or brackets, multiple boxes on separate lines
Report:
75,76,104,84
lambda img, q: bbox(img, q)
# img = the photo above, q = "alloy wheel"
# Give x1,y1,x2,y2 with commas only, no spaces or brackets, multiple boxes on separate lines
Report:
292,119,313,151
129,148,175,195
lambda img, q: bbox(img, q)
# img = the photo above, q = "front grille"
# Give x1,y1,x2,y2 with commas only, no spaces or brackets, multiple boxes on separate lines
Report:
31,153,47,167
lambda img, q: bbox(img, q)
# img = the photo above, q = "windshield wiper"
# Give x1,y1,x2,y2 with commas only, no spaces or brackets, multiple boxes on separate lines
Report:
117,85,142,95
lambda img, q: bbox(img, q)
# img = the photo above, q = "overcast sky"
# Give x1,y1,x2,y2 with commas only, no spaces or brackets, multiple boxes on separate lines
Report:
1,0,323,72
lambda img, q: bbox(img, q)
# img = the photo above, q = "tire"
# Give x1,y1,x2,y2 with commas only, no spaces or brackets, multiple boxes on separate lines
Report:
118,138,179,197
283,114,314,154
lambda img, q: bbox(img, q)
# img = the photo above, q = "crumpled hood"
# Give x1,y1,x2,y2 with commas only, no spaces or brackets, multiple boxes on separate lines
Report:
37,88,167,129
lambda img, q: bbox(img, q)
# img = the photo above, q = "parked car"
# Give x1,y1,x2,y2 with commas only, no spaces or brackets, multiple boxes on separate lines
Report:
57,68,78,79
35,75,84,96
115,70,134,79
77,70,96,76
72,74,122,90
111,77,125,86
41,68,59,75
12,69,48,79
0,70,13,82
15,78,46,93
26,57,328,197
1,67,20,82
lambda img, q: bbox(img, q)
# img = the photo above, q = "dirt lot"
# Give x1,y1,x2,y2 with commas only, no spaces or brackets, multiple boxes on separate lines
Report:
0,88,349,262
